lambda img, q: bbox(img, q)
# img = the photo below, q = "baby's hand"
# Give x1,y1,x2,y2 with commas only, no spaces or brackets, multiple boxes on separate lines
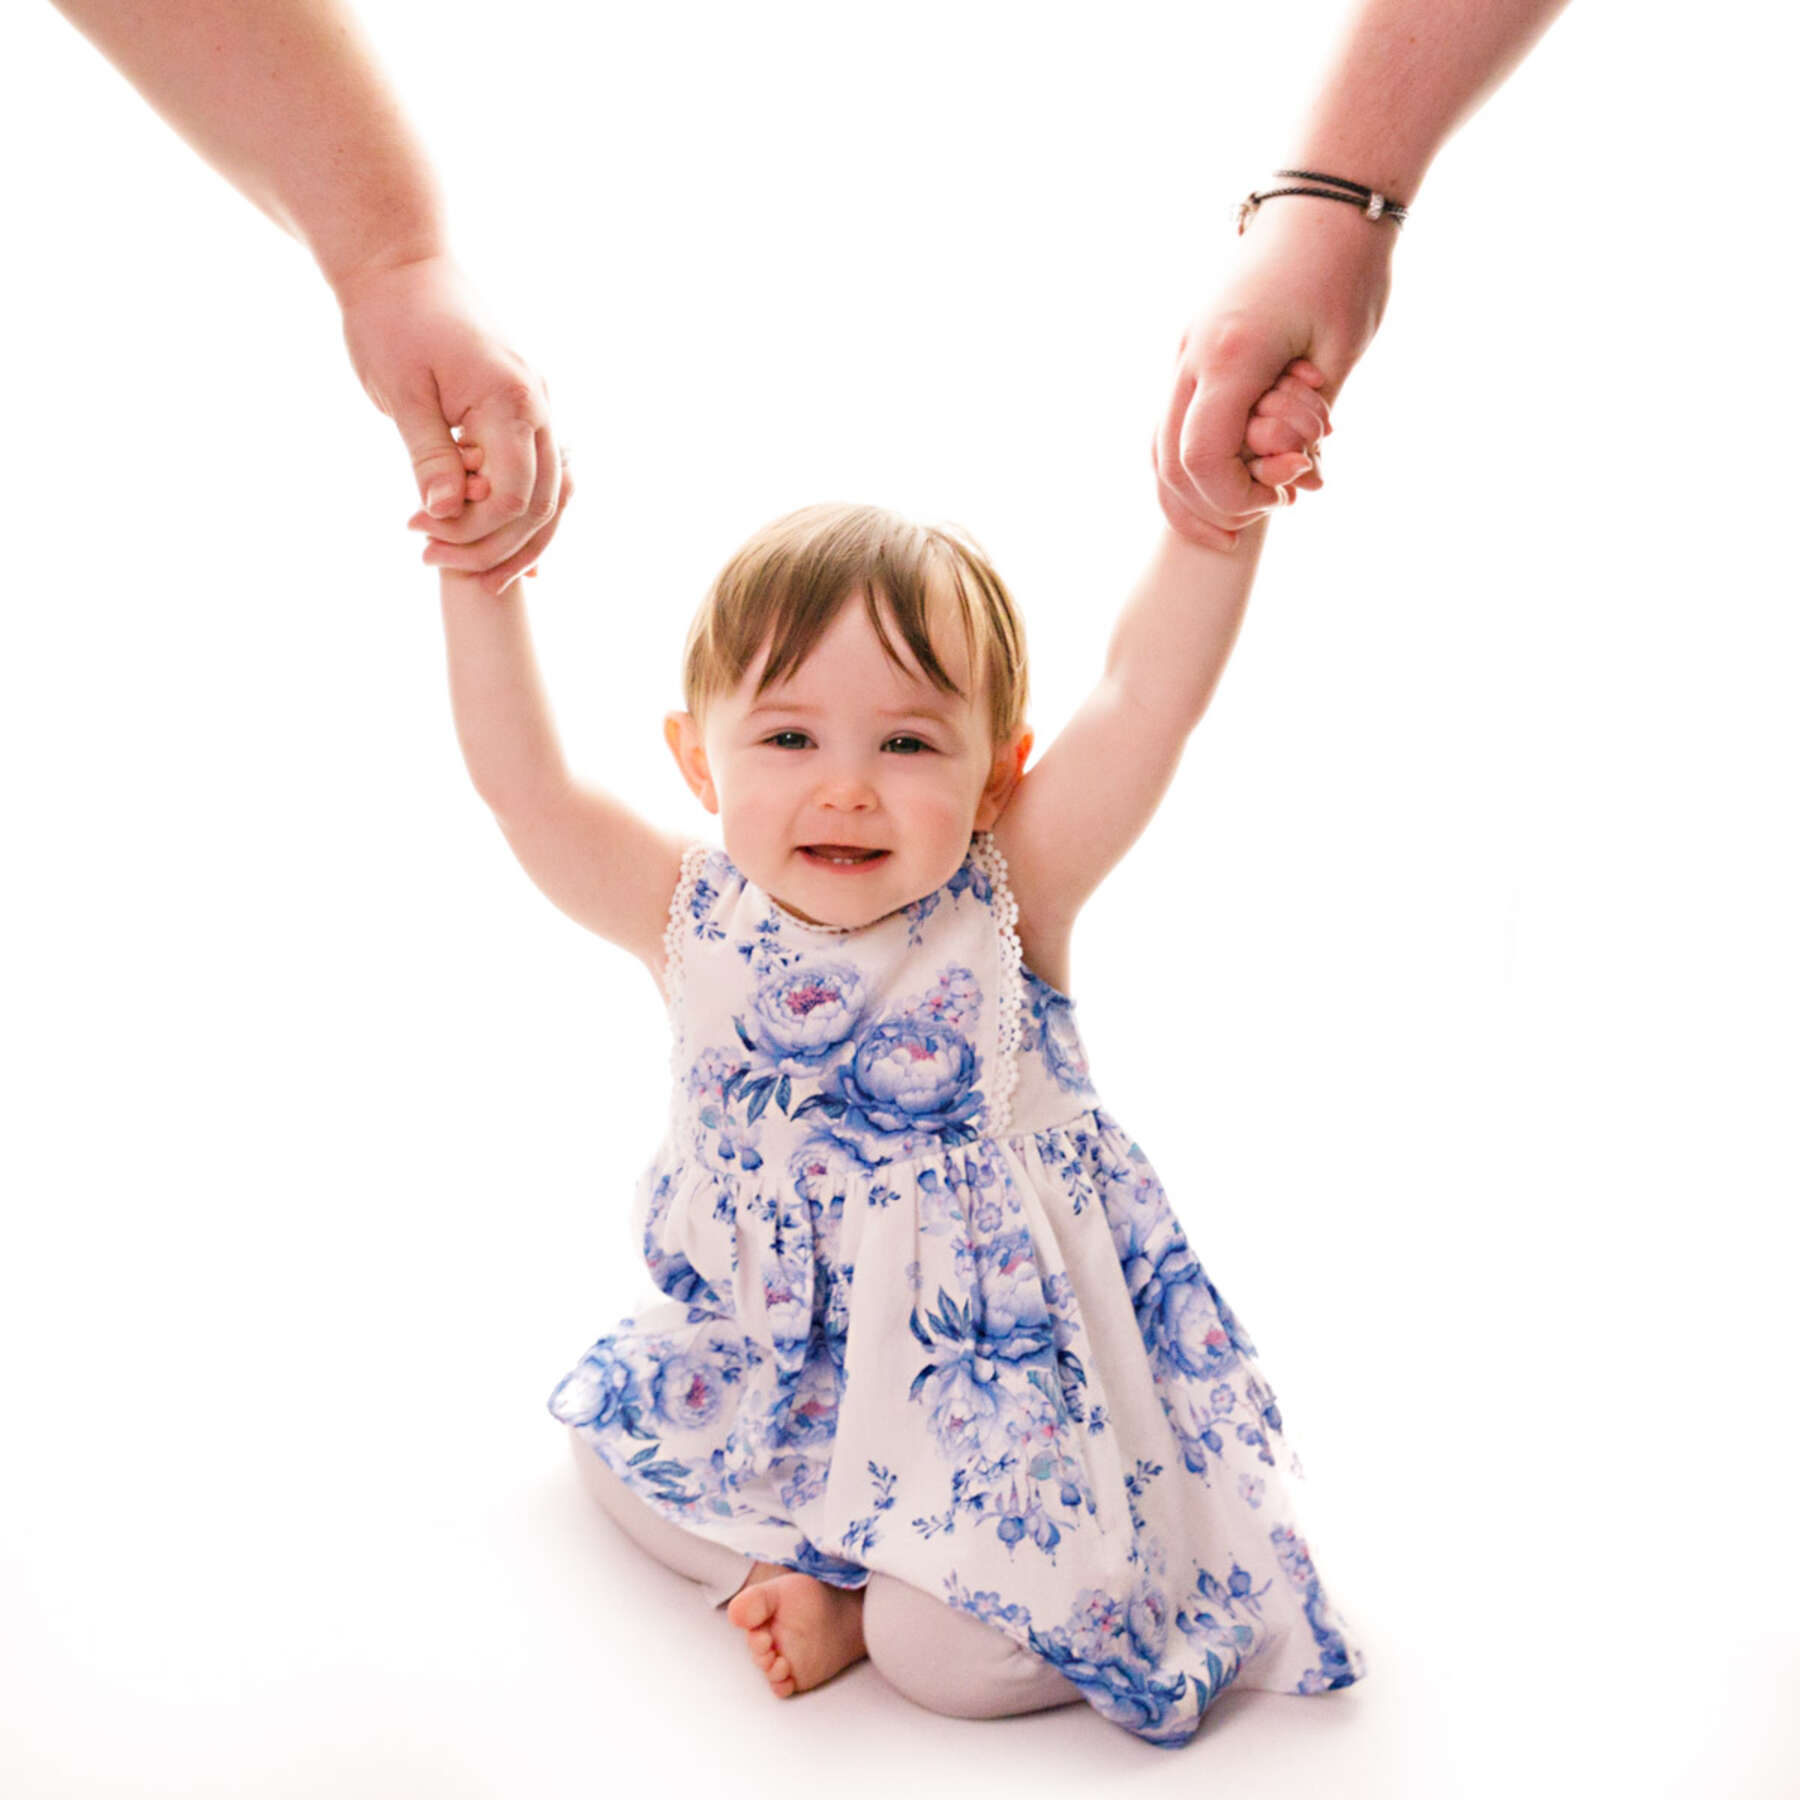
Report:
1241,359,1331,499
409,438,573,584
411,439,491,515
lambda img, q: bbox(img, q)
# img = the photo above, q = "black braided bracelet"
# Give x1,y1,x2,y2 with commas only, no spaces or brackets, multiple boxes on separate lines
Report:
1236,169,1409,235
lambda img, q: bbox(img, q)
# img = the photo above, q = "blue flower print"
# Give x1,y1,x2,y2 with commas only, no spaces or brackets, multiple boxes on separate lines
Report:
811,1018,986,1163
746,961,868,1074
1113,1224,1247,1390
686,869,726,945
911,1169,978,1286
787,1142,855,1211
733,912,803,979
942,1571,1032,1633
1153,1270,1244,1385
909,963,983,1032
1035,1120,1136,1219
1127,1584,1171,1664
787,1539,869,1589
1243,1368,1283,1436
1023,968,1095,1095
902,890,942,945
1224,1559,1273,1618
755,1221,814,1355
646,1237,728,1316
971,1227,1051,1341
1038,1275,1092,1427
1028,1582,1195,1739
637,1161,729,1311
1102,1157,1262,1387
1181,1557,1271,1648
847,1018,981,1131
905,1269,1084,1555
653,1352,726,1430
1271,1524,1363,1692
994,1476,1064,1555
838,1464,896,1560
943,853,992,908
1099,1173,1284,1481
966,1230,1087,1474
776,1457,827,1513
549,1342,651,1437
774,1328,846,1449
914,1344,1011,1464
687,1046,767,1173
896,843,987,943
940,1574,1206,1737
1226,1371,1281,1469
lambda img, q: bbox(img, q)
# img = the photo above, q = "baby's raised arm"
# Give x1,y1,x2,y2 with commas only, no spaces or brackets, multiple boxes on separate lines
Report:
994,363,1328,976
436,462,687,984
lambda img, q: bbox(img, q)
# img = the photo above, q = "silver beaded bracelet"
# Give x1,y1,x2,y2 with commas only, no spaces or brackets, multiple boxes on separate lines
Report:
1236,169,1409,236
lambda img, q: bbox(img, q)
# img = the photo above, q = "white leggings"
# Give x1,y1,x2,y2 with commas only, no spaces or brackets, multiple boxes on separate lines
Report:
568,1431,1083,1720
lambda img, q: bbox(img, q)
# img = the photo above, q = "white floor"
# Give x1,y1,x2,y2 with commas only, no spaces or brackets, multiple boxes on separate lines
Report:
4,1360,1794,1799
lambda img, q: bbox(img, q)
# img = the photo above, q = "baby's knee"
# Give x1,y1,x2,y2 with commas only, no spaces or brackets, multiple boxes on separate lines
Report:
567,1424,619,1508
862,1576,1081,1720
566,1427,754,1606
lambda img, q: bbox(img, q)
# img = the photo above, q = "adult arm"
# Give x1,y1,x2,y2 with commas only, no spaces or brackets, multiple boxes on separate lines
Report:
1155,0,1571,548
51,0,562,589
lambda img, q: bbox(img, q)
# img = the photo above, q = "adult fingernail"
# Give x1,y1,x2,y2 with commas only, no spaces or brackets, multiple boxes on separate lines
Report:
426,479,460,516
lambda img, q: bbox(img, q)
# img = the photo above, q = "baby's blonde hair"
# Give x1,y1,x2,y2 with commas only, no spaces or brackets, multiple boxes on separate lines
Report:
680,503,1029,748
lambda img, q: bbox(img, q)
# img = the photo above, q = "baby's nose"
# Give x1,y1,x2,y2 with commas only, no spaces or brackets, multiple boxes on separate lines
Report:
814,766,878,809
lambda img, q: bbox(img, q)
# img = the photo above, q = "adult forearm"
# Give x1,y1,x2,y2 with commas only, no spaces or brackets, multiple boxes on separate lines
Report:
51,0,445,294
1291,0,1572,198
440,576,571,816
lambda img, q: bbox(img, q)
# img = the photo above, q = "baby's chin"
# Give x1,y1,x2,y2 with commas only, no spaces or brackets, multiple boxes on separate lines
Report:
769,859,923,931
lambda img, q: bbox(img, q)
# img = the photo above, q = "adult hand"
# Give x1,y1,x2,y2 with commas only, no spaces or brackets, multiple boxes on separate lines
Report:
1155,200,1396,548
338,253,563,593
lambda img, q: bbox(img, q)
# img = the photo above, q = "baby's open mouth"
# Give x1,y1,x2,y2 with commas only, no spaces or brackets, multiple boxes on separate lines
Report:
800,845,888,866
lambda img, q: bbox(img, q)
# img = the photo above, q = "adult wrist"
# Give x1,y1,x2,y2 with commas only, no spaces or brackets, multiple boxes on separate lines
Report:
1236,169,1410,238
322,229,453,311
1233,188,1398,268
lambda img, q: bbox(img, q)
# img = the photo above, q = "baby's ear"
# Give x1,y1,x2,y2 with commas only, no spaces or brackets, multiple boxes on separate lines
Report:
664,712,718,814
974,727,1033,829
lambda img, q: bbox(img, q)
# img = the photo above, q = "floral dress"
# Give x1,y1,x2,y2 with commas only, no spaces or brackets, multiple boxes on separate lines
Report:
550,832,1365,1745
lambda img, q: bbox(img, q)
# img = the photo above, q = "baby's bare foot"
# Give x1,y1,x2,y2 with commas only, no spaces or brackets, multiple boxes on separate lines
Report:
725,1564,867,1699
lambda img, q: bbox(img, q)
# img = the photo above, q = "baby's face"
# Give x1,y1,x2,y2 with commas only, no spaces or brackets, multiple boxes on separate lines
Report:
667,592,1027,929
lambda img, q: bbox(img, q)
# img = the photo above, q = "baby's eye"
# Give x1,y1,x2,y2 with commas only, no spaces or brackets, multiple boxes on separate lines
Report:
883,735,932,755
763,731,813,750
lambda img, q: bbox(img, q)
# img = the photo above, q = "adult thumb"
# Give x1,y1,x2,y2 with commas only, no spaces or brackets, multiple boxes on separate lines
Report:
393,389,466,520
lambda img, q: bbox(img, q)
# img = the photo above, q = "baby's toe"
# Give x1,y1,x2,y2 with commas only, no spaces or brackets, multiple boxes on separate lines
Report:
728,1587,773,1630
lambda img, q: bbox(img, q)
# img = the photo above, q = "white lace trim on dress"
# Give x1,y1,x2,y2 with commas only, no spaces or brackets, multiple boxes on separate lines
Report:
662,842,713,1079
971,830,1024,1136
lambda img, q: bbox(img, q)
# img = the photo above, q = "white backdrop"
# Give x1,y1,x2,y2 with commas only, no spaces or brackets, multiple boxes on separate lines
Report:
3,4,1795,1796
